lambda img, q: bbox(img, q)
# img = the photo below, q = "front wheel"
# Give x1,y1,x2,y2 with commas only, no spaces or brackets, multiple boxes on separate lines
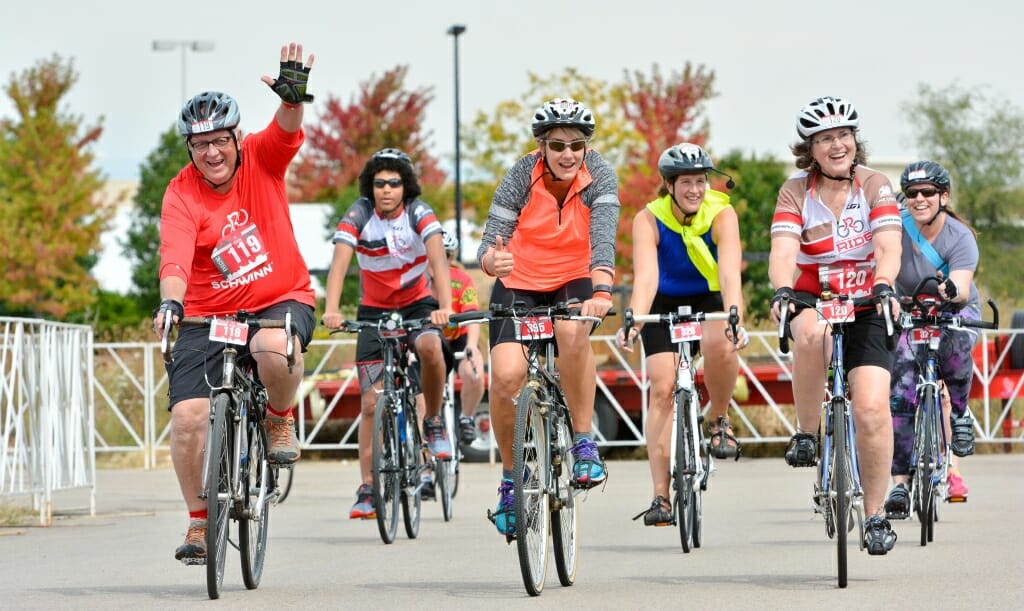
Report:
674,389,695,553
400,401,423,540
832,399,852,589
372,397,400,544
437,457,455,522
239,413,270,590
550,400,577,588
513,385,550,597
205,393,232,600
914,387,938,547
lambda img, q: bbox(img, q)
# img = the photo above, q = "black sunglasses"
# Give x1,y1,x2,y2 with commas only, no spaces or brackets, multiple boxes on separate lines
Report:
544,139,587,152
373,178,403,189
905,187,940,199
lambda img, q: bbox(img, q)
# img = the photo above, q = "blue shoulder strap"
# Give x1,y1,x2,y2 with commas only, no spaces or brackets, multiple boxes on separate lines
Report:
901,208,949,275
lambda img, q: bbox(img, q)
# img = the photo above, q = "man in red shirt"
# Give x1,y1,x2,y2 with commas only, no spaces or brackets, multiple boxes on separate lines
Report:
152,42,317,565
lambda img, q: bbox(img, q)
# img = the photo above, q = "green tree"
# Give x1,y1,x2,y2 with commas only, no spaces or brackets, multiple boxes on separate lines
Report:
0,55,109,319
122,126,191,308
902,82,1024,226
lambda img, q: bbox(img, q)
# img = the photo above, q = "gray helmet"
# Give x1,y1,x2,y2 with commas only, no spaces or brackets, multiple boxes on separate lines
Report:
373,147,413,166
900,160,951,192
441,230,458,253
178,91,240,136
531,98,595,138
795,95,859,139
658,143,713,178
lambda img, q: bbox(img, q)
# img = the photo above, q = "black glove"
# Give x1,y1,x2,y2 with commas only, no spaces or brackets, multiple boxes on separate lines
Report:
269,60,314,105
941,277,959,300
872,283,895,302
152,299,184,322
771,287,796,309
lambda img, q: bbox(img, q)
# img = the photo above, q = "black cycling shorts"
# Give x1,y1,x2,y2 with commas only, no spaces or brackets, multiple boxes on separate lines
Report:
354,297,452,392
488,277,593,347
639,292,724,357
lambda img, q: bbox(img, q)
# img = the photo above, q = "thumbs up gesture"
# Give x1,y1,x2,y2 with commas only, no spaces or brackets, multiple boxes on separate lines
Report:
486,235,514,278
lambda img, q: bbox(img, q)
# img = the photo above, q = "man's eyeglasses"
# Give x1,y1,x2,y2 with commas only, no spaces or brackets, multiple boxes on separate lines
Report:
188,136,233,153
373,178,403,189
544,139,587,153
811,129,854,147
905,187,940,199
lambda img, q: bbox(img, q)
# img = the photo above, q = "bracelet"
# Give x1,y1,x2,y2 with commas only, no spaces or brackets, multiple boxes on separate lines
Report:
592,284,613,294
593,291,612,301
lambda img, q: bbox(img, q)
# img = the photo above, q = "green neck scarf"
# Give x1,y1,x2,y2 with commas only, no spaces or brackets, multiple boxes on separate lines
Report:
646,189,731,290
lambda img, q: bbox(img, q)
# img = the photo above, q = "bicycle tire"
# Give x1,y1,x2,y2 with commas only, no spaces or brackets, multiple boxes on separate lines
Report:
693,418,707,549
205,393,232,600
437,456,455,522
916,386,937,547
674,389,694,553
832,397,851,589
372,396,400,544
550,399,577,588
239,412,269,590
272,463,293,504
513,384,550,597
400,396,422,540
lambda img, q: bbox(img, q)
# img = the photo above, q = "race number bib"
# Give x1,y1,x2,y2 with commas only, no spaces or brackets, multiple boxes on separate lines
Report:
515,316,554,341
817,299,855,325
910,326,941,345
818,261,874,299
670,321,702,343
212,224,268,281
209,319,248,345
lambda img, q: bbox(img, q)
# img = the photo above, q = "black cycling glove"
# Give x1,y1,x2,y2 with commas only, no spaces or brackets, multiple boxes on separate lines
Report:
152,299,184,322
872,283,896,302
771,287,796,309
941,277,959,300
269,60,314,105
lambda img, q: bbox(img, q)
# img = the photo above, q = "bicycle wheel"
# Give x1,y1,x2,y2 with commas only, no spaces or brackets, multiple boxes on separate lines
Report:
272,463,293,504
914,386,937,547
674,389,694,553
513,384,550,597
239,413,270,590
372,396,400,544
550,401,577,588
831,398,852,589
692,421,707,549
437,456,455,522
205,393,232,600
400,400,423,540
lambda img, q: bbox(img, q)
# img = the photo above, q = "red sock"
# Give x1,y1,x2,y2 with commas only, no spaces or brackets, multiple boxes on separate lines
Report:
189,509,208,521
267,404,292,418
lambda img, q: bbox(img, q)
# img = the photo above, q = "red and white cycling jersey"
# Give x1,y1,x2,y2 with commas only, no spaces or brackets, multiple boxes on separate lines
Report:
771,167,901,297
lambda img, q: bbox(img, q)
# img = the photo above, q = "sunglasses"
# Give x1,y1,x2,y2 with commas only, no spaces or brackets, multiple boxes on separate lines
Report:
373,178,403,189
544,139,587,153
905,187,940,199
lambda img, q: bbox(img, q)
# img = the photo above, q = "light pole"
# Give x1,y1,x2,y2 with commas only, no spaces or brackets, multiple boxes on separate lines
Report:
152,39,216,103
447,24,466,262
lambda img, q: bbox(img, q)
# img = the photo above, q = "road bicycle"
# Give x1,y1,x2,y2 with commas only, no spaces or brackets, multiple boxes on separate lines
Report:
896,277,997,546
623,305,739,552
478,300,610,597
161,309,295,600
777,283,894,589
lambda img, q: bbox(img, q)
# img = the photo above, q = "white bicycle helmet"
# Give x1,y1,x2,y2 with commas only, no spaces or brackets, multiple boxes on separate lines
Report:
441,230,459,253
795,96,859,139
531,98,595,138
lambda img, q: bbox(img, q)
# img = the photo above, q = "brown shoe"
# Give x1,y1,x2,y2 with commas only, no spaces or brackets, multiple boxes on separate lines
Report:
266,412,300,464
174,519,207,565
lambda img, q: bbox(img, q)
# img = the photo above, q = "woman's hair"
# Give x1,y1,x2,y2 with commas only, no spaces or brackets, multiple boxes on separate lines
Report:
357,155,422,201
942,199,978,238
536,126,586,144
656,172,708,198
790,132,868,176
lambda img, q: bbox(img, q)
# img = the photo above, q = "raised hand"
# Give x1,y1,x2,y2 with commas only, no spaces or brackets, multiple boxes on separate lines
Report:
262,42,315,105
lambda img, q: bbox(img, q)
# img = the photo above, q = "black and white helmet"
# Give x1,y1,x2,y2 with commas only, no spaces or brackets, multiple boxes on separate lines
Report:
531,98,595,138
178,91,240,136
658,143,714,178
795,96,860,139
441,230,458,253
900,160,952,192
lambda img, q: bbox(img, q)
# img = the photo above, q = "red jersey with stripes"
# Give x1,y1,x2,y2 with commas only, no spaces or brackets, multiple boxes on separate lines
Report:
770,166,901,297
158,118,314,316
332,198,443,309
435,266,479,341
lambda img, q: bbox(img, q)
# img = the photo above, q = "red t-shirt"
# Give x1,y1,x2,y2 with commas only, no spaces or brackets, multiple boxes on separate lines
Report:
442,266,479,340
159,119,314,316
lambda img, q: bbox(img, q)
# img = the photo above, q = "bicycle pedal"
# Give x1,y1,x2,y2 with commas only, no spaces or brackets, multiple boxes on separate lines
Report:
946,495,967,503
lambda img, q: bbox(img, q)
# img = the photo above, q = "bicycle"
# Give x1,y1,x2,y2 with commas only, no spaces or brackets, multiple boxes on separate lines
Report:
475,299,610,597
623,305,740,552
894,276,997,546
161,309,295,600
777,283,894,589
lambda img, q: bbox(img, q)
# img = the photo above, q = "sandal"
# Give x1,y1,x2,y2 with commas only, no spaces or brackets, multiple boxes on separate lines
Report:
632,495,674,527
708,416,741,460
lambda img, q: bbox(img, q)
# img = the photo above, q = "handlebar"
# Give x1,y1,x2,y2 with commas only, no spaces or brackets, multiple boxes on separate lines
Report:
622,305,740,349
161,309,296,372
774,290,896,355
489,298,616,325
328,312,433,336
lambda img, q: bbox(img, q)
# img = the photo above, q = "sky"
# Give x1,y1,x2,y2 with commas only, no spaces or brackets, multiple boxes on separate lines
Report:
1,0,1020,293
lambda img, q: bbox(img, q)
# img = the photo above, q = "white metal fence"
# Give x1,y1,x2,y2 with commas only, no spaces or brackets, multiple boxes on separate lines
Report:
85,330,1024,468
0,317,95,525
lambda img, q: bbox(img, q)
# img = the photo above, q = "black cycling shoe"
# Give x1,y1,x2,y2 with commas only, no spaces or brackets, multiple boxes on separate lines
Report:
708,416,741,461
864,515,897,555
458,415,476,445
950,415,976,457
784,432,817,467
632,496,674,527
884,483,911,520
